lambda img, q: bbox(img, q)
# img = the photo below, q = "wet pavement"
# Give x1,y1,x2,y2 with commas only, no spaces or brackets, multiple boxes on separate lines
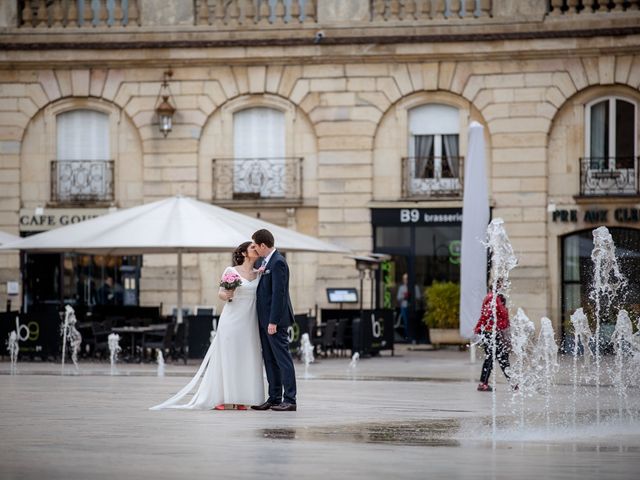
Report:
1,346,639,479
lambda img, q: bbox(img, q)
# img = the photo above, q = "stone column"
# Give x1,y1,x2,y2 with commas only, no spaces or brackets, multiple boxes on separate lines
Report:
139,0,195,27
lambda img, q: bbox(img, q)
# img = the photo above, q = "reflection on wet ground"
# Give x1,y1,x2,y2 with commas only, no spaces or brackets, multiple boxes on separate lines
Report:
262,412,640,452
262,419,462,447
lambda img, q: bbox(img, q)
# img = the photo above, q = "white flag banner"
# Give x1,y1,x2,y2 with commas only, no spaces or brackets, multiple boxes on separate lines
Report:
459,122,490,339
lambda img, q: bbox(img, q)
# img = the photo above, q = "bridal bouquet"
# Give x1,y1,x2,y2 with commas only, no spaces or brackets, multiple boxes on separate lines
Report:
220,271,242,302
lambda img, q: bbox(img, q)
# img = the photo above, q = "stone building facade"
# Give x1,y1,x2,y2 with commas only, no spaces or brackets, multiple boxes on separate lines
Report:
1,0,639,335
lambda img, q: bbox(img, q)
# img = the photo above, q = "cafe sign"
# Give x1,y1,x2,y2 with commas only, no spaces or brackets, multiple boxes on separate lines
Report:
19,208,110,232
551,207,640,224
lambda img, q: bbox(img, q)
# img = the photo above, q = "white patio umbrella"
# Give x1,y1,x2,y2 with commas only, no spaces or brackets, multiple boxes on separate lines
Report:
0,196,349,322
460,121,490,341
0,230,20,247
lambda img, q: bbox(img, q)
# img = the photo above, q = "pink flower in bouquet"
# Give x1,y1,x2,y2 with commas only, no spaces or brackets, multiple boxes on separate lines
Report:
220,271,242,302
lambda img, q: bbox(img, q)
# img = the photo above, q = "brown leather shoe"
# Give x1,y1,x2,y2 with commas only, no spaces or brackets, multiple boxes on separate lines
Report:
251,400,279,411
270,402,297,412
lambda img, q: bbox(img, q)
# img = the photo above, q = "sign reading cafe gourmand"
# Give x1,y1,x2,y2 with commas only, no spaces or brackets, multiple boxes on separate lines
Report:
19,208,110,232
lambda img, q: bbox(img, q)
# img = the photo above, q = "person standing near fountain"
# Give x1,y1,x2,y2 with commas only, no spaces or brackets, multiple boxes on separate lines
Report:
474,280,513,392
150,242,264,411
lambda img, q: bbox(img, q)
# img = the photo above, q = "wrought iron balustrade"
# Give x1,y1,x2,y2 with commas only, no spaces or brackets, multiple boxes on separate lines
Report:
579,157,639,196
401,156,464,199
548,0,640,15
212,157,303,201
18,0,140,28
50,159,114,204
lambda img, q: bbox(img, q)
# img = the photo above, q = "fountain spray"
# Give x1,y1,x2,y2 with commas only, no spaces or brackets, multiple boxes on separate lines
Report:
300,333,314,379
485,218,518,444
590,226,627,425
7,330,18,375
60,305,82,374
108,333,121,375
569,307,592,427
509,308,535,427
156,348,165,377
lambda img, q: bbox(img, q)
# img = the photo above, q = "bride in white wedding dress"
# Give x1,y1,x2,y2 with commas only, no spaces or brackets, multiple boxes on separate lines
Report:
150,242,265,411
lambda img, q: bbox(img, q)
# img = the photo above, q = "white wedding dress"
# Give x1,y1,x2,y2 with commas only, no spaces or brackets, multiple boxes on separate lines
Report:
150,267,265,410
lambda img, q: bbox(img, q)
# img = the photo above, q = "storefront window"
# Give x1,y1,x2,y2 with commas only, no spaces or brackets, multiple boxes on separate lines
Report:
23,252,141,313
373,208,462,343
561,228,640,335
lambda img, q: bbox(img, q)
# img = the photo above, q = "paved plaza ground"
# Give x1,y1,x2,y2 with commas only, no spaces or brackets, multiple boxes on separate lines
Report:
1,345,639,479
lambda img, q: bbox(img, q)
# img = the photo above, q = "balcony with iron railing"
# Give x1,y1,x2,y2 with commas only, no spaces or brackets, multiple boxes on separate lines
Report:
578,157,639,197
211,157,303,204
401,156,464,199
50,159,114,205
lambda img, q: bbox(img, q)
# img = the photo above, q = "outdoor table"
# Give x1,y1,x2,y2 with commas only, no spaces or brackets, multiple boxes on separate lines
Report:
111,324,169,362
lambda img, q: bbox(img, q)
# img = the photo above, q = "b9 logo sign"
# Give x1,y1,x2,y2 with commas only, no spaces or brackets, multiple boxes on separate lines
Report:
17,321,40,342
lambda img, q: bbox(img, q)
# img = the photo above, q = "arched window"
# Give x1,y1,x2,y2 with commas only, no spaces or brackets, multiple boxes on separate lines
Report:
586,97,636,164
561,227,640,346
407,104,461,196
232,107,286,198
54,109,112,203
583,97,637,195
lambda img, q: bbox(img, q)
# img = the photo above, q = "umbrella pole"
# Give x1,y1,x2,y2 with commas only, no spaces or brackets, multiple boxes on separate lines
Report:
177,250,183,324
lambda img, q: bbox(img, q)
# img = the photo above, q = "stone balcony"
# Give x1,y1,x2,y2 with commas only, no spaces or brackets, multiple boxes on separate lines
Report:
5,1,640,42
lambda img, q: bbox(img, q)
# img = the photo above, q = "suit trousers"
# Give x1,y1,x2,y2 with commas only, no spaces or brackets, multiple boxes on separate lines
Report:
258,324,297,404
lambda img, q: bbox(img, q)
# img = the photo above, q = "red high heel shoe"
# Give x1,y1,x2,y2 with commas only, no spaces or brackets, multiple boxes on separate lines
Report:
214,404,225,410
236,405,247,410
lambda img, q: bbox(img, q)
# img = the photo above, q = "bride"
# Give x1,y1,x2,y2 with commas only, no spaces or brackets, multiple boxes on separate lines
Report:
150,241,264,411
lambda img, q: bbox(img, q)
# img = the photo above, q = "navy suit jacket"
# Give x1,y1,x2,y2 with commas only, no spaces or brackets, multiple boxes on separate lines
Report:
256,250,295,328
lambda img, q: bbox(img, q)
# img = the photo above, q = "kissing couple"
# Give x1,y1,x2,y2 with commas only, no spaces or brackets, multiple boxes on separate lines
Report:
151,229,297,412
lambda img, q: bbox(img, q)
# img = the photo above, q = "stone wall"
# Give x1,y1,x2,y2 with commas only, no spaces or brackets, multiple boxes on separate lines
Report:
1,2,639,329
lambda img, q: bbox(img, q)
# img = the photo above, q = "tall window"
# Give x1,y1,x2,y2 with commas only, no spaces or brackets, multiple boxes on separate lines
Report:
55,109,112,202
57,109,110,160
233,107,285,198
409,104,460,180
586,97,637,170
406,104,461,197
561,228,640,347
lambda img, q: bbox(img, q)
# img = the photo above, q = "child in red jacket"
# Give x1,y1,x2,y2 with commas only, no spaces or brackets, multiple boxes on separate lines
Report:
474,290,513,391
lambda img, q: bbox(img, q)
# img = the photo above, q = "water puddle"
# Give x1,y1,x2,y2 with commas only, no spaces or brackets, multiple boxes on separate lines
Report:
262,419,461,447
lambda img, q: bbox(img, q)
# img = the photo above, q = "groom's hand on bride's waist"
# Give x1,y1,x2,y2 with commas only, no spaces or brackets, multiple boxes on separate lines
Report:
268,323,277,335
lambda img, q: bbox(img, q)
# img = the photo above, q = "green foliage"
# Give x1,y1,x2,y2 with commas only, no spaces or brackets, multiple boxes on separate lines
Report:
423,281,460,329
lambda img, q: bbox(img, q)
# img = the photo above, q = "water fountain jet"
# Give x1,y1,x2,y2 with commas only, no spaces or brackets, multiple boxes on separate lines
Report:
108,333,121,375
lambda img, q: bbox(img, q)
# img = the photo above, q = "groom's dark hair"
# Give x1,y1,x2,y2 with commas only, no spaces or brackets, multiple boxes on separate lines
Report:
252,229,274,248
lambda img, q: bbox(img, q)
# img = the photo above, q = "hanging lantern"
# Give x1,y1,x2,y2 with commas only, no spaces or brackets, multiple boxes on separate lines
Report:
155,70,176,138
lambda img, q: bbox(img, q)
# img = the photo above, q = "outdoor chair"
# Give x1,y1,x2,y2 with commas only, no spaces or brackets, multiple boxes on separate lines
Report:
334,318,350,357
141,323,173,361
90,320,111,359
170,322,188,365
320,319,337,357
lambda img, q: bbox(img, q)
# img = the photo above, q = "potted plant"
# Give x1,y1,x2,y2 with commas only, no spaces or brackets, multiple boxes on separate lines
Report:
423,281,465,348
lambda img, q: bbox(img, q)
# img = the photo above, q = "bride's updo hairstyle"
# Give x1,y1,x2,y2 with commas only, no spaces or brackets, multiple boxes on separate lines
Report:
233,241,252,266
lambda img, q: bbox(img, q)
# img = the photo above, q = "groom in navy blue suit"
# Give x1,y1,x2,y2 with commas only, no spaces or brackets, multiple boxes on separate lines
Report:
250,229,297,412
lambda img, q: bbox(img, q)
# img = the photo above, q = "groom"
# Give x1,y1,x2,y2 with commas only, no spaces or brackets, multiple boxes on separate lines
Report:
251,229,297,412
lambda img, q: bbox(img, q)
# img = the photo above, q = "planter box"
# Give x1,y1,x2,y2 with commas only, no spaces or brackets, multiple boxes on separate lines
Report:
428,328,466,348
